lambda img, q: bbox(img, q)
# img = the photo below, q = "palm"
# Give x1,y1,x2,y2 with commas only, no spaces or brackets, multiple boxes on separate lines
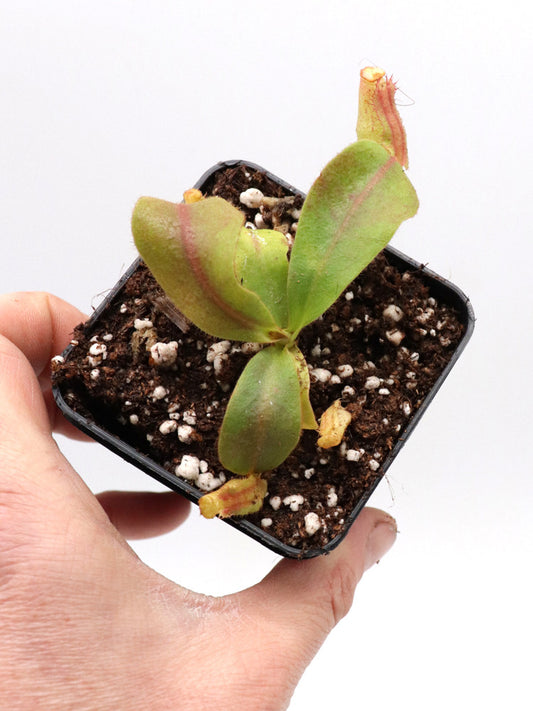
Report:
0,292,396,710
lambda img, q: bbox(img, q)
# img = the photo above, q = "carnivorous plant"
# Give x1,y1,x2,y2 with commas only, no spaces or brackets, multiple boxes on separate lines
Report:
132,67,419,518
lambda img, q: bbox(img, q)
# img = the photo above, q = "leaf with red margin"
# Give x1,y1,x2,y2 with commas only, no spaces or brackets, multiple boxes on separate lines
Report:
287,140,418,335
132,196,286,342
218,344,301,475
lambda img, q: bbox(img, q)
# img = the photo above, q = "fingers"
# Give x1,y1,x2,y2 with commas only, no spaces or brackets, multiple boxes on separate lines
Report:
96,490,191,539
0,294,92,496
234,507,397,671
0,292,89,439
0,333,52,443
0,332,106,520
0,292,86,376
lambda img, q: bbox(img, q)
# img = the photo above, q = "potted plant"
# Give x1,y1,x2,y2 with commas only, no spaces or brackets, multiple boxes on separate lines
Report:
52,67,474,558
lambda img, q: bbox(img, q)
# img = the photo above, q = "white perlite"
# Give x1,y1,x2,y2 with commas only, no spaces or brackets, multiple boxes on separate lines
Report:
304,512,321,536
213,353,228,377
283,494,305,512
197,471,224,492
304,468,315,479
175,455,200,481
206,340,231,363
239,187,264,208
346,448,363,462
364,375,381,390
269,496,282,511
151,386,168,400
177,424,194,443
51,355,65,366
150,341,178,367
182,410,197,425
327,488,338,507
337,364,354,378
311,368,332,383
261,518,273,528
241,342,262,355
129,414,139,425
369,459,380,471
134,318,153,330
159,420,177,435
417,308,434,324
87,342,107,367
383,304,404,322
386,329,405,346
88,343,106,356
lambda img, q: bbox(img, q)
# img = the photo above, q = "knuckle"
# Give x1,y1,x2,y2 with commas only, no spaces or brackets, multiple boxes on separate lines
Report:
325,558,360,626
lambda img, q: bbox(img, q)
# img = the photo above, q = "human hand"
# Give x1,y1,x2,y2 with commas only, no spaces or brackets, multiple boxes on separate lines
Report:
0,292,397,711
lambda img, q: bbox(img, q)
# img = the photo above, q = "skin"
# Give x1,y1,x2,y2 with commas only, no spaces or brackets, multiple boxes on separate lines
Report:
0,291,397,711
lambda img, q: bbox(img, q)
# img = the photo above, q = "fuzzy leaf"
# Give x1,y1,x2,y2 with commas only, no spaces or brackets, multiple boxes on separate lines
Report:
287,140,419,334
199,475,268,519
218,345,301,475
132,196,286,342
234,227,289,328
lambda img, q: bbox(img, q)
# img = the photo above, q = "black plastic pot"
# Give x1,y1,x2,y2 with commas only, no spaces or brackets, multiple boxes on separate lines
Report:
53,160,475,558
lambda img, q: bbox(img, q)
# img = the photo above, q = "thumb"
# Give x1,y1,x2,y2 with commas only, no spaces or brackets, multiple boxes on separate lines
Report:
234,507,396,674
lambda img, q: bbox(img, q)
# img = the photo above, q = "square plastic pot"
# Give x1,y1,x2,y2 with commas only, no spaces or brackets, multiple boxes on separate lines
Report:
53,160,475,558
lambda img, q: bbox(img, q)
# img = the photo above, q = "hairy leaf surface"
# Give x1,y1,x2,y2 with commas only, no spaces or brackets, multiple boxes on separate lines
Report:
132,196,284,342
287,140,419,334
218,345,301,475
234,227,289,328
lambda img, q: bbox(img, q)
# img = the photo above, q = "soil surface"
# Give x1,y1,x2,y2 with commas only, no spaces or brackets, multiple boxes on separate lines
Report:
52,164,465,554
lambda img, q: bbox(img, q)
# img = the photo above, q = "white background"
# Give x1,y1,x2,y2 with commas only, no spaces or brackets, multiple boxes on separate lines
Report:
1,1,531,708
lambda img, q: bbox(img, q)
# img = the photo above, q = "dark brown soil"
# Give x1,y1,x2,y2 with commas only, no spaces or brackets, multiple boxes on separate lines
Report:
52,165,465,554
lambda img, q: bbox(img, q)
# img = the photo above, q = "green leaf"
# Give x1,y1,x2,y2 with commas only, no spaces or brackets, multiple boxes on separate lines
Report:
218,345,301,475
287,140,419,334
234,227,289,328
132,196,286,342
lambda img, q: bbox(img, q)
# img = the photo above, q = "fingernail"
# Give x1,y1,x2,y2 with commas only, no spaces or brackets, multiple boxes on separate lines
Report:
364,515,398,571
